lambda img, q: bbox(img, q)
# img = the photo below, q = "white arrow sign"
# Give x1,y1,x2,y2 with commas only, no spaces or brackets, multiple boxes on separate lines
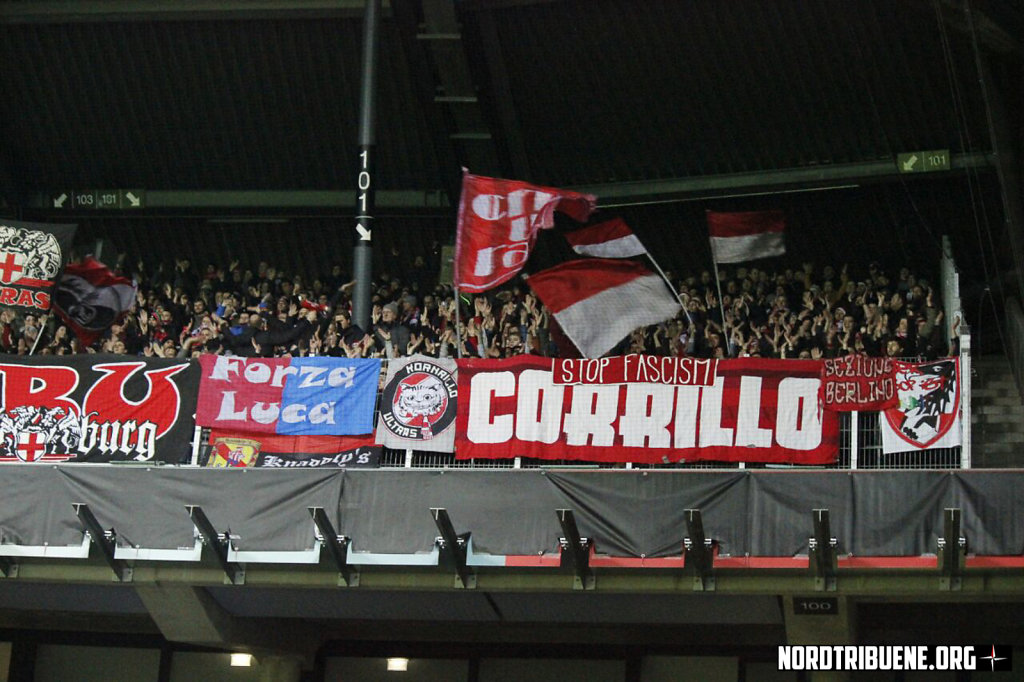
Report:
53,193,67,208
356,224,372,241
125,191,141,207
901,154,919,172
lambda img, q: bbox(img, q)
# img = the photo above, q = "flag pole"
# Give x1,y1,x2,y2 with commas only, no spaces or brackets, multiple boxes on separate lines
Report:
644,252,694,328
28,313,48,356
453,282,463,359
711,257,732,356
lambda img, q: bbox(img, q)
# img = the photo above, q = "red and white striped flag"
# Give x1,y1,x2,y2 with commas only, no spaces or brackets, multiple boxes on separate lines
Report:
564,218,647,258
526,259,681,358
455,172,597,293
707,210,785,263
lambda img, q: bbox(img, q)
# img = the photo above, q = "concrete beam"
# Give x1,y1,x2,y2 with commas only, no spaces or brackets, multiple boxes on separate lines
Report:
134,584,239,648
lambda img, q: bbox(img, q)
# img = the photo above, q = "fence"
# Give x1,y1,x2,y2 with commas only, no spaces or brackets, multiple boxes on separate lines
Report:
368,336,973,471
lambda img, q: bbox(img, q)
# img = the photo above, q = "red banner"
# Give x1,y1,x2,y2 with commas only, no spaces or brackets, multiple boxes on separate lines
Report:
819,355,898,412
456,356,838,464
554,355,717,386
454,172,596,293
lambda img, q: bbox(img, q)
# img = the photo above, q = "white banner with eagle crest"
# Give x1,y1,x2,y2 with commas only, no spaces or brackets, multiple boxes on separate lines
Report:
880,358,961,454
375,355,457,453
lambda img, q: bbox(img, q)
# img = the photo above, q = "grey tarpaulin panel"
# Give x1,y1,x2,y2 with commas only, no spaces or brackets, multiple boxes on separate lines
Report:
58,467,344,551
340,470,566,555
747,472,854,557
544,471,749,558
0,465,83,547
851,471,951,556
950,472,1024,555
1,467,1024,557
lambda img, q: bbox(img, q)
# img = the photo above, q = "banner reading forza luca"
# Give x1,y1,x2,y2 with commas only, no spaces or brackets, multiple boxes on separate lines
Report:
456,356,838,464
0,355,198,463
196,355,380,435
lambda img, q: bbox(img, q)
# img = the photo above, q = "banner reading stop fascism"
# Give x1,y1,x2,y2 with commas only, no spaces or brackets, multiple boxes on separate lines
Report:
456,356,838,465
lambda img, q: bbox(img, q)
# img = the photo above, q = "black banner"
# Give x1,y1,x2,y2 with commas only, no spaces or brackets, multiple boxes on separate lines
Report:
0,219,76,314
0,355,199,464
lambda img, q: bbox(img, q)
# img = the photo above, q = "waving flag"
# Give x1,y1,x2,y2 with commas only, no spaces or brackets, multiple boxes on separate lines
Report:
565,218,647,258
455,172,597,292
526,259,681,358
54,257,137,346
708,210,785,263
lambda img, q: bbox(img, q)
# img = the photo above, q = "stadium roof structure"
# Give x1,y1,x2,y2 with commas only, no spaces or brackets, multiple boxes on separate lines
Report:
0,0,1021,284
1,0,1024,676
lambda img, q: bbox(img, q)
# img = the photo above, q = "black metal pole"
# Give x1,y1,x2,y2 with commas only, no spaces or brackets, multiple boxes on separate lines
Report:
351,0,380,331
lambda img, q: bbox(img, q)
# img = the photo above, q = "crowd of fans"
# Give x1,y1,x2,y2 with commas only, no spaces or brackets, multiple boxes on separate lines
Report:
0,253,952,362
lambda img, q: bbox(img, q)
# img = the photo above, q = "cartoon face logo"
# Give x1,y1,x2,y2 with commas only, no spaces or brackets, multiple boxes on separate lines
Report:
884,358,960,448
394,374,448,426
380,361,456,440
0,225,63,285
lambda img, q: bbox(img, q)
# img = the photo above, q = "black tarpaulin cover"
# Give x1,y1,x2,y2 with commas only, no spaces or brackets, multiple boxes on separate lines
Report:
0,467,1021,558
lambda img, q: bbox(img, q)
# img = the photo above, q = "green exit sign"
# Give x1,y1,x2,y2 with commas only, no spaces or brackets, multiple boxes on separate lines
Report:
896,149,950,173
55,189,146,209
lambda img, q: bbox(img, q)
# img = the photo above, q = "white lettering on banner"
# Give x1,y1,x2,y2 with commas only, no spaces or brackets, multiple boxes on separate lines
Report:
556,356,716,386
621,384,674,448
563,385,618,446
673,386,699,448
515,370,563,444
466,372,825,451
776,378,823,450
735,376,772,448
699,377,734,447
208,356,355,389
466,371,515,443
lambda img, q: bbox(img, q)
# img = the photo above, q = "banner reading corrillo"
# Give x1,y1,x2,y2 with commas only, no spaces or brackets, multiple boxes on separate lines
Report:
196,355,380,435
880,358,960,454
376,355,457,453
456,356,837,464
0,355,198,463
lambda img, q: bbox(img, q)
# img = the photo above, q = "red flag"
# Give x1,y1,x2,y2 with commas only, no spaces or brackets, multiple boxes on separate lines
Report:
564,218,647,258
54,256,137,346
526,259,681,358
707,210,785,263
454,172,596,293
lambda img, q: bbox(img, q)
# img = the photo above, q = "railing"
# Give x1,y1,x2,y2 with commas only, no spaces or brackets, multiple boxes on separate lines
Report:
372,341,973,471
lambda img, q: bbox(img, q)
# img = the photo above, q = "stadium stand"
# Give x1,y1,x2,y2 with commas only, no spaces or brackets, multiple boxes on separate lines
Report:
0,1,1022,681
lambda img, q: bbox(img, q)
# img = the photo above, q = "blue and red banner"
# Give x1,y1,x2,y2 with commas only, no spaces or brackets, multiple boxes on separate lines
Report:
196,355,380,435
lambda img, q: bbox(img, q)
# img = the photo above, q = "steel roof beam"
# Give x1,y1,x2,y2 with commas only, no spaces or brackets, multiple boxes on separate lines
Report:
0,0,383,24
26,189,450,212
573,152,995,206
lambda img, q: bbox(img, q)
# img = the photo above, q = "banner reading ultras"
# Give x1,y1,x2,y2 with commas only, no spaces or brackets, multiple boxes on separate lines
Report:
0,355,198,463
196,355,381,436
0,219,76,313
456,356,838,464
